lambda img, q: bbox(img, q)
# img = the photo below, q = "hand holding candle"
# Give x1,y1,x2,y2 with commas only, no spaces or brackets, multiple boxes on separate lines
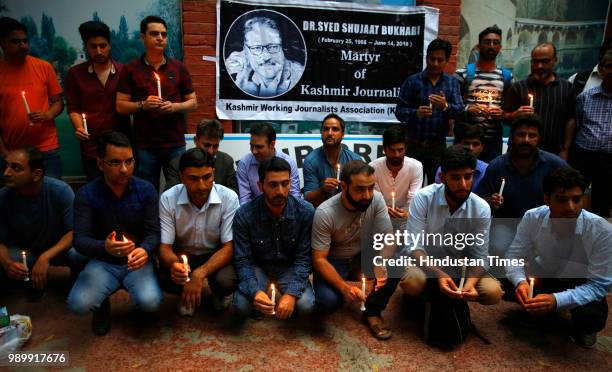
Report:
21,91,33,126
528,93,534,108
498,178,506,196
457,265,466,293
154,72,162,99
181,254,191,283
360,276,366,311
21,251,30,282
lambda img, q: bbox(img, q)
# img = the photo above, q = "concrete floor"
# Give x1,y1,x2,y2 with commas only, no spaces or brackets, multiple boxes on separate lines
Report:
2,268,611,371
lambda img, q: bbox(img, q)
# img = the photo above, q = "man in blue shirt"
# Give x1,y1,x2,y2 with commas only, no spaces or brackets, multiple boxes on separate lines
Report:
0,148,86,298
435,125,488,190
505,168,612,348
303,113,362,207
159,148,239,316
236,123,300,205
67,132,162,336
396,38,463,184
233,157,315,321
476,114,567,218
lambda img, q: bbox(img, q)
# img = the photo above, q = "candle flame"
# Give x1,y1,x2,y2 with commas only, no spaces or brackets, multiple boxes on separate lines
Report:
122,236,128,243
153,72,160,81
181,254,188,265
82,113,86,119
391,191,395,197
21,250,26,256
21,91,26,96
362,276,366,284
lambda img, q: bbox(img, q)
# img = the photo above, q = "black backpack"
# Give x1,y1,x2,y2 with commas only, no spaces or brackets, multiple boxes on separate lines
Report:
422,284,491,349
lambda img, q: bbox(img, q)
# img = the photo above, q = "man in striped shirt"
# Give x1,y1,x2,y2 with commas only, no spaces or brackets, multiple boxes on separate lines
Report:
455,26,512,162
503,43,576,160
570,50,612,219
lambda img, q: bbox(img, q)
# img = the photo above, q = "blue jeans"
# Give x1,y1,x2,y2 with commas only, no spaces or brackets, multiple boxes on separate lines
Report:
313,257,362,314
233,265,315,318
42,149,62,180
135,146,185,191
67,259,162,315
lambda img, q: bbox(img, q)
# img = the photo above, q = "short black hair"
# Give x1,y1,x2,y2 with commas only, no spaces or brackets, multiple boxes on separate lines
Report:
258,156,291,183
457,125,485,142
97,131,132,158
532,42,557,58
478,26,502,44
340,160,374,185
382,125,405,148
440,145,477,173
600,49,612,65
0,17,27,40
426,38,452,60
543,168,587,196
249,123,276,144
196,119,224,140
179,148,215,172
510,114,543,136
140,15,167,34
78,21,111,44
14,147,44,175
321,113,345,132
599,37,612,61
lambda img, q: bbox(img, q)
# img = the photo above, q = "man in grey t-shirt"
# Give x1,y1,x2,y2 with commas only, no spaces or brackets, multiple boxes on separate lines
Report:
312,160,396,340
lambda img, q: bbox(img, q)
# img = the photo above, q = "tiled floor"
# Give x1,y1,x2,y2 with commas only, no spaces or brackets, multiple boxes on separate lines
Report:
2,270,611,371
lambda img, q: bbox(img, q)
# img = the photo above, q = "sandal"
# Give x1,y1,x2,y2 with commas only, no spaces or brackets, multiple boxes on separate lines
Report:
364,315,392,340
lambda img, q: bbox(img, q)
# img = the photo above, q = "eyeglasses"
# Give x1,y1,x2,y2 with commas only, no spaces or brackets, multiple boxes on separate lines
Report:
148,31,167,38
245,44,282,56
102,158,135,168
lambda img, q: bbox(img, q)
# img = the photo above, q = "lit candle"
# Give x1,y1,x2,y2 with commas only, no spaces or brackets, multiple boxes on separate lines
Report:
81,113,89,135
458,265,466,293
21,251,29,282
21,91,31,114
360,276,366,311
270,283,276,315
122,236,129,243
528,277,535,299
336,163,341,181
498,178,506,196
154,72,162,99
181,254,191,283
528,93,534,108
391,190,396,209
488,92,493,107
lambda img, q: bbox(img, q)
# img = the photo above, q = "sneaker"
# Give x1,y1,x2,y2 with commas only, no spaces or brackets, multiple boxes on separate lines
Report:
178,304,195,316
571,331,597,349
92,298,111,336
212,294,232,313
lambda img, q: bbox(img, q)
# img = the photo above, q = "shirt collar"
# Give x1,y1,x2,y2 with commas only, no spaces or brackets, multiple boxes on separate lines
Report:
177,184,222,209
141,53,167,68
87,61,117,74
527,73,559,86
257,194,296,221
591,85,611,98
437,184,469,213
541,208,586,235
101,177,134,198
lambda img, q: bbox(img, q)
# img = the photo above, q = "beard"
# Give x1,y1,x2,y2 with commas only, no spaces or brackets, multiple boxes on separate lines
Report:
346,189,373,212
511,143,537,158
387,156,403,167
445,186,470,206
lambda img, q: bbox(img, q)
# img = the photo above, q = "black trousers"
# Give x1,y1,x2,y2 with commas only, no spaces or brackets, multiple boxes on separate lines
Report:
569,145,612,218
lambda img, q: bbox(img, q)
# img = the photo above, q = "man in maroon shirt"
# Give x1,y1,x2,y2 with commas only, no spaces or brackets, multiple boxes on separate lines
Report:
65,21,129,181
116,15,197,191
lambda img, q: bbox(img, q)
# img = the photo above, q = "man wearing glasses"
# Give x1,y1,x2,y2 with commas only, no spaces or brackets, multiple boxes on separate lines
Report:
68,132,162,336
116,15,197,191
226,16,304,97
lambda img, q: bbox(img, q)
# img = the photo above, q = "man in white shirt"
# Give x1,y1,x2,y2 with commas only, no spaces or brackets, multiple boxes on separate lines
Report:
369,125,423,231
158,148,239,315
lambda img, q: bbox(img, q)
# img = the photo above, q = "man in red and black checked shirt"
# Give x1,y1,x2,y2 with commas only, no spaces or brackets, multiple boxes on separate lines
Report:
116,15,197,191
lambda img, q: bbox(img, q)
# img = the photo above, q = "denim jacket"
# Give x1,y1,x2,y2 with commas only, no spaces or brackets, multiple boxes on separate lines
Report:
233,194,314,300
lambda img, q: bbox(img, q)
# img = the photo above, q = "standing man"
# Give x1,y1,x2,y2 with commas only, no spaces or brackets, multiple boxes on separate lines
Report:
65,21,129,181
303,113,362,207
369,125,423,231
503,43,575,159
505,168,612,348
165,119,238,193
159,148,239,315
395,38,464,184
455,26,512,162
0,148,86,297
68,132,162,336
233,157,315,320
568,39,611,96
116,15,197,191
0,17,64,179
236,123,300,205
312,160,395,340
570,50,612,219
